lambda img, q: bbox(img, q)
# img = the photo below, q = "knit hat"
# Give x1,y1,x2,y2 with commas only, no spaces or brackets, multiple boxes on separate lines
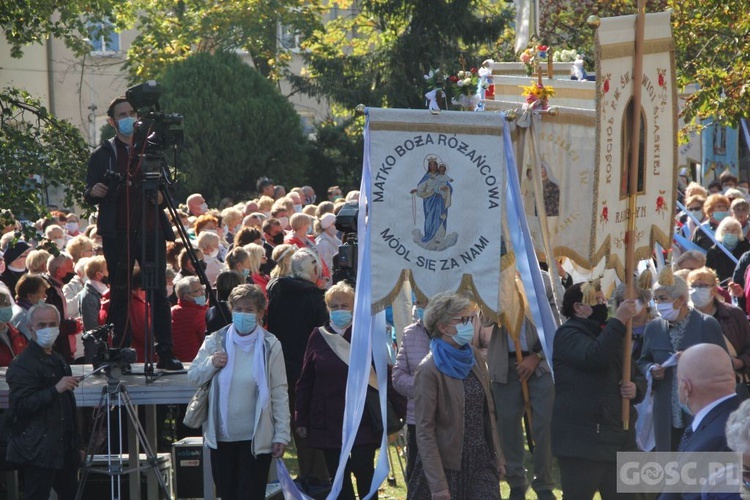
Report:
3,241,30,265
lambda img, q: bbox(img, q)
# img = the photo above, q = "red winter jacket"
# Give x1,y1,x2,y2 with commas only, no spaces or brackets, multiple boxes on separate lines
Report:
0,324,28,367
171,299,208,362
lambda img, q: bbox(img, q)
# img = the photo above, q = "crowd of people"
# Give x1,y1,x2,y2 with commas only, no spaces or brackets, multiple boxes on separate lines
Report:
4,94,750,499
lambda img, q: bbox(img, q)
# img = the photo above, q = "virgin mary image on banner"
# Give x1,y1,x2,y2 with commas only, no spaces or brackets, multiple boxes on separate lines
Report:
410,154,459,251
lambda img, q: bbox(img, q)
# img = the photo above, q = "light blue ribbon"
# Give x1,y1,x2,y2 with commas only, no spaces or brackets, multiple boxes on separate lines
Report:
676,200,738,265
329,109,389,500
742,119,750,154
501,113,558,368
673,233,706,255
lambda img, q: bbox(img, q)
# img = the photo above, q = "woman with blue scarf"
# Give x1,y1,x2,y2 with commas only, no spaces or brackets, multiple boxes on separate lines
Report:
407,292,505,500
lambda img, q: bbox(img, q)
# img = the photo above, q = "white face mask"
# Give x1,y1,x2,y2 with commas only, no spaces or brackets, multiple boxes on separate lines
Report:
207,249,219,259
689,287,714,308
199,202,208,213
54,238,66,249
278,216,289,229
35,326,59,349
656,300,681,321
66,222,79,233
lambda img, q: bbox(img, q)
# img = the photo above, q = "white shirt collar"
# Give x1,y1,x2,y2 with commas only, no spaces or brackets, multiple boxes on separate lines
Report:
691,393,735,432
90,280,109,295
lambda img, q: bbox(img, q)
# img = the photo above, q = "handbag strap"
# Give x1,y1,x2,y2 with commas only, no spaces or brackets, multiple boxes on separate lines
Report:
319,326,379,390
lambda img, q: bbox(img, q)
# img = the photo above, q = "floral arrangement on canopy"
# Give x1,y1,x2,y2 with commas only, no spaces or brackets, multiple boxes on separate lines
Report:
519,43,549,76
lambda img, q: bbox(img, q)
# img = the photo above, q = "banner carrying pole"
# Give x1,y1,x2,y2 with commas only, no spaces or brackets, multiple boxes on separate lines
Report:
622,0,646,431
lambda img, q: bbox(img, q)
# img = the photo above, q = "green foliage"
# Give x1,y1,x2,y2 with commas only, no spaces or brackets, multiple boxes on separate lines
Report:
157,51,308,205
0,0,119,57
0,88,89,223
305,116,364,195
291,0,514,110
121,0,323,84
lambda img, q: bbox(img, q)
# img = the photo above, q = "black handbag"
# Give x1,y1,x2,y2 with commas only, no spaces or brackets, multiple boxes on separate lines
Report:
364,386,404,436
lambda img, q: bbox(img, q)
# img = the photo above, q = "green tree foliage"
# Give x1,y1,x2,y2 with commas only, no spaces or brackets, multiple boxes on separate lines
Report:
291,0,514,110
305,116,364,195
120,0,323,83
0,88,89,222
538,0,748,131
157,51,307,204
0,0,118,57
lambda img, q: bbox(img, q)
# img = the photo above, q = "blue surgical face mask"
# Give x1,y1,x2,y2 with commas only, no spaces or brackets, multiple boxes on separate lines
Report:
241,268,250,278
713,210,729,222
0,306,12,323
688,209,703,221
193,295,207,307
451,322,474,346
117,116,136,137
330,309,353,329
232,311,257,334
723,233,739,249
415,307,425,321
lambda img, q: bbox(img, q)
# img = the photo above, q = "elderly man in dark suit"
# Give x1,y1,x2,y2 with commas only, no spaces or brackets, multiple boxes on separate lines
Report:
658,343,742,500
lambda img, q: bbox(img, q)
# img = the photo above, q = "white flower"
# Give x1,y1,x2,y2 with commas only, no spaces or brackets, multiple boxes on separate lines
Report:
463,78,472,86
457,79,465,87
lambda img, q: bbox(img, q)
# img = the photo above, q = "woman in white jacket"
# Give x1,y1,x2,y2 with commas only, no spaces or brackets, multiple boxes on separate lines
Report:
188,283,291,500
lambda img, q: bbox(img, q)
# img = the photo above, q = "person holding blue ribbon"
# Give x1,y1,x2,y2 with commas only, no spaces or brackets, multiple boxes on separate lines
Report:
407,291,505,500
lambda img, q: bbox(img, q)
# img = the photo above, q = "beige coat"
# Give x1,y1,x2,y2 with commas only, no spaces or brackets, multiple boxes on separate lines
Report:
413,346,504,493
187,325,291,455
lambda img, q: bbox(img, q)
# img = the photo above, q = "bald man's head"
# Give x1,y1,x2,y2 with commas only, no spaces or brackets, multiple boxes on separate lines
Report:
678,343,735,415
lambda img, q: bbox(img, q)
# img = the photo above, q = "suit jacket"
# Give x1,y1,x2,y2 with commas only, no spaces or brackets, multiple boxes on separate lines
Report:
637,309,727,451
658,395,742,500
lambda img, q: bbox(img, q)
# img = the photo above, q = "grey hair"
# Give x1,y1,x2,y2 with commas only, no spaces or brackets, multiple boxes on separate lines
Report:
291,248,319,282
726,399,750,455
423,291,474,339
27,302,61,329
652,275,689,301
175,276,200,298
227,283,267,312
672,250,706,271
716,216,744,242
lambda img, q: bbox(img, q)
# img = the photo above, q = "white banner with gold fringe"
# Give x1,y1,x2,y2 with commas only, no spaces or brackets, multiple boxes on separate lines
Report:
367,108,505,317
592,12,677,279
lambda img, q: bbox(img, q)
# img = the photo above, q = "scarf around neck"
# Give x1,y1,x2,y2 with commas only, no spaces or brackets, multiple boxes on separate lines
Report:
430,338,475,379
217,324,269,437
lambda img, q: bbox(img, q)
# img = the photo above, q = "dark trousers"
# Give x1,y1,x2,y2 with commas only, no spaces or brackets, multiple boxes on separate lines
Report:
558,457,633,500
210,440,272,500
287,380,329,482
21,461,79,500
103,230,172,352
323,446,377,500
406,424,418,482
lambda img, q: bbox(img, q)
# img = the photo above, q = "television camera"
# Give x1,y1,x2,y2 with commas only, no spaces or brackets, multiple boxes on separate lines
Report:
82,324,137,382
125,80,183,180
332,201,359,286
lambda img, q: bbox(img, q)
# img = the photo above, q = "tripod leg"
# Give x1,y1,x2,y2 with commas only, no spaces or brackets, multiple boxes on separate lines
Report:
119,385,172,500
75,387,112,500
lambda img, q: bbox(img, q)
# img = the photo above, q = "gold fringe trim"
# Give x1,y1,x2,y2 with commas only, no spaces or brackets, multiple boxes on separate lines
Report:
369,120,504,136
599,38,673,60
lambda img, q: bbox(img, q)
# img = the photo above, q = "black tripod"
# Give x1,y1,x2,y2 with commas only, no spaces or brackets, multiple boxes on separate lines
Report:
75,377,172,499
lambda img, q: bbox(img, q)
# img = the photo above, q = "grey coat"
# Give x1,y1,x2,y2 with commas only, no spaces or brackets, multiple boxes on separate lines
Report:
636,308,726,451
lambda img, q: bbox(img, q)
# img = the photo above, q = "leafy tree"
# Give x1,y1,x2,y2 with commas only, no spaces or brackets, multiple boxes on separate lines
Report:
538,0,748,131
305,116,364,195
0,0,118,57
0,88,90,223
291,0,514,110
120,0,323,83
156,51,308,205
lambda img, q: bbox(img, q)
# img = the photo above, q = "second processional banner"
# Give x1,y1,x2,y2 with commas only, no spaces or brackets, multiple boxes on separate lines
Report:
366,108,506,317
592,11,678,279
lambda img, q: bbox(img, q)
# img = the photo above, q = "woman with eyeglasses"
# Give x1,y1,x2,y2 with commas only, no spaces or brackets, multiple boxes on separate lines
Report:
637,267,726,452
406,291,505,500
552,280,644,499
686,267,750,381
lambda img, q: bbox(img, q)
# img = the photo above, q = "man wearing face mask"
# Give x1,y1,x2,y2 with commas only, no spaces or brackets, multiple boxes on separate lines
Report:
637,267,727,452
84,96,182,370
261,218,284,274
6,303,81,499
43,253,79,363
552,280,645,499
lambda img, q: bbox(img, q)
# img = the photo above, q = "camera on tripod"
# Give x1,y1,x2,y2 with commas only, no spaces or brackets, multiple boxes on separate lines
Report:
332,201,359,286
82,324,137,381
125,80,184,180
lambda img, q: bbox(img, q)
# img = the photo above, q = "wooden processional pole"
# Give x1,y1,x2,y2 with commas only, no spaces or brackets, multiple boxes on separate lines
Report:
622,0,646,431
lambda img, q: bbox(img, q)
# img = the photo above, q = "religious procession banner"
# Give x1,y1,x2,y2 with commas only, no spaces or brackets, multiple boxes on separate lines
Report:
592,11,678,279
701,122,739,181
518,108,598,267
366,108,505,317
